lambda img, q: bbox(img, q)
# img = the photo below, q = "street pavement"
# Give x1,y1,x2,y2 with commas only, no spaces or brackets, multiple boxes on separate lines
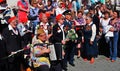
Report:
67,55,120,71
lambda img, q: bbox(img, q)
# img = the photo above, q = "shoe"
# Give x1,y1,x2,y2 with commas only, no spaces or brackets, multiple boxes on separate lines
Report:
69,62,75,66
106,58,110,60
111,60,115,62
77,56,80,58
83,58,88,61
26,67,31,71
62,67,67,71
90,58,95,64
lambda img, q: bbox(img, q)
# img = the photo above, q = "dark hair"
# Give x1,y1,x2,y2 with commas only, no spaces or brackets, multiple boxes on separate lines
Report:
48,0,52,5
113,10,119,18
77,10,83,15
104,11,110,16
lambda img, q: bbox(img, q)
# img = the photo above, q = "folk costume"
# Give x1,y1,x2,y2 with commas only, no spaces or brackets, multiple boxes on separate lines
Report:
83,22,97,59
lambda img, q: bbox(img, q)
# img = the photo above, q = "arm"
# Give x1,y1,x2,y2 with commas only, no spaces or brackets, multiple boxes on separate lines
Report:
34,46,50,57
90,24,96,43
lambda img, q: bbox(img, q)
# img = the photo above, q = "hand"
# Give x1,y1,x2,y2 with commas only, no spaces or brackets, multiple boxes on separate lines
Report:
11,52,17,55
62,40,66,45
44,48,50,53
82,39,84,43
62,51,65,56
109,27,114,32
77,43,81,48
65,38,69,42
47,34,52,39
90,41,93,45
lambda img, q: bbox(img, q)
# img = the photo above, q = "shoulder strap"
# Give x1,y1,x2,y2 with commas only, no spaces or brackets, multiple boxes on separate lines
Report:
90,23,94,26
30,8,35,14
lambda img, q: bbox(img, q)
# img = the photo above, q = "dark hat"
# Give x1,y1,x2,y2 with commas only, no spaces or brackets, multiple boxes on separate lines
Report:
63,10,72,15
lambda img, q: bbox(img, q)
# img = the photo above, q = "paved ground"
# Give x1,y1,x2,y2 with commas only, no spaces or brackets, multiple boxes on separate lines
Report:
67,55,120,71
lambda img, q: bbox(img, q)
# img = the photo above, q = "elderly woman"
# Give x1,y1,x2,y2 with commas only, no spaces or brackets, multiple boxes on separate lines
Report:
51,14,66,71
31,28,51,71
2,16,23,71
83,16,97,64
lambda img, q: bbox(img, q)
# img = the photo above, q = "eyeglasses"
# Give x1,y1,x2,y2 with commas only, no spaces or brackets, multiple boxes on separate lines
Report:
61,18,64,20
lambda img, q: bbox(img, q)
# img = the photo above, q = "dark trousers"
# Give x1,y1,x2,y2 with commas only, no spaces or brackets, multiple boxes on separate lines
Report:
0,63,8,71
7,53,24,71
64,41,76,65
8,62,21,71
36,65,49,71
50,61,62,71
54,43,62,60
98,34,109,57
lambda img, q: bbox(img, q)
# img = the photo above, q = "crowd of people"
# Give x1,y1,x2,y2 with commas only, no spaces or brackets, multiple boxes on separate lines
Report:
0,0,120,71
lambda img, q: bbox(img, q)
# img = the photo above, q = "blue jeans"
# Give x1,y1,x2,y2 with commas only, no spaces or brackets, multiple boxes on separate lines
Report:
32,22,39,34
109,32,119,60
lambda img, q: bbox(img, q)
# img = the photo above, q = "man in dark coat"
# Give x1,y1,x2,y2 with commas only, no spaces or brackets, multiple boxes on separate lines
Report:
63,10,76,67
2,16,23,71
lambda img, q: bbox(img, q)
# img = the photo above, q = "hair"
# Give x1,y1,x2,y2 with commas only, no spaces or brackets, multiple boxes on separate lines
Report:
48,0,52,5
77,10,83,15
113,10,120,18
104,11,110,16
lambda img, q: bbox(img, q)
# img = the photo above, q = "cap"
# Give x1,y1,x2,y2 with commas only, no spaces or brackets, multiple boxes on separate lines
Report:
8,16,16,23
37,28,45,35
45,12,51,18
0,0,4,3
63,10,71,15
56,14,63,21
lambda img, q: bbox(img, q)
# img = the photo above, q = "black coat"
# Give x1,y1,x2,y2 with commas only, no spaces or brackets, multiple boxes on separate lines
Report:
2,27,22,56
52,24,65,43
63,20,73,30
0,37,7,63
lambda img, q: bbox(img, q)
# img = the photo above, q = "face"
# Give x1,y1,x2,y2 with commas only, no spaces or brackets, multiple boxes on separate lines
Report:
66,14,71,21
89,10,94,14
113,12,118,18
104,13,109,19
86,17,92,24
48,1,51,6
10,18,18,28
77,12,83,18
38,33,47,42
32,3,38,7
41,14,48,23
58,16,64,24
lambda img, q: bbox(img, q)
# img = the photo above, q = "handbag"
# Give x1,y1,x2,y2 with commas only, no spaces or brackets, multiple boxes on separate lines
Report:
28,8,37,21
